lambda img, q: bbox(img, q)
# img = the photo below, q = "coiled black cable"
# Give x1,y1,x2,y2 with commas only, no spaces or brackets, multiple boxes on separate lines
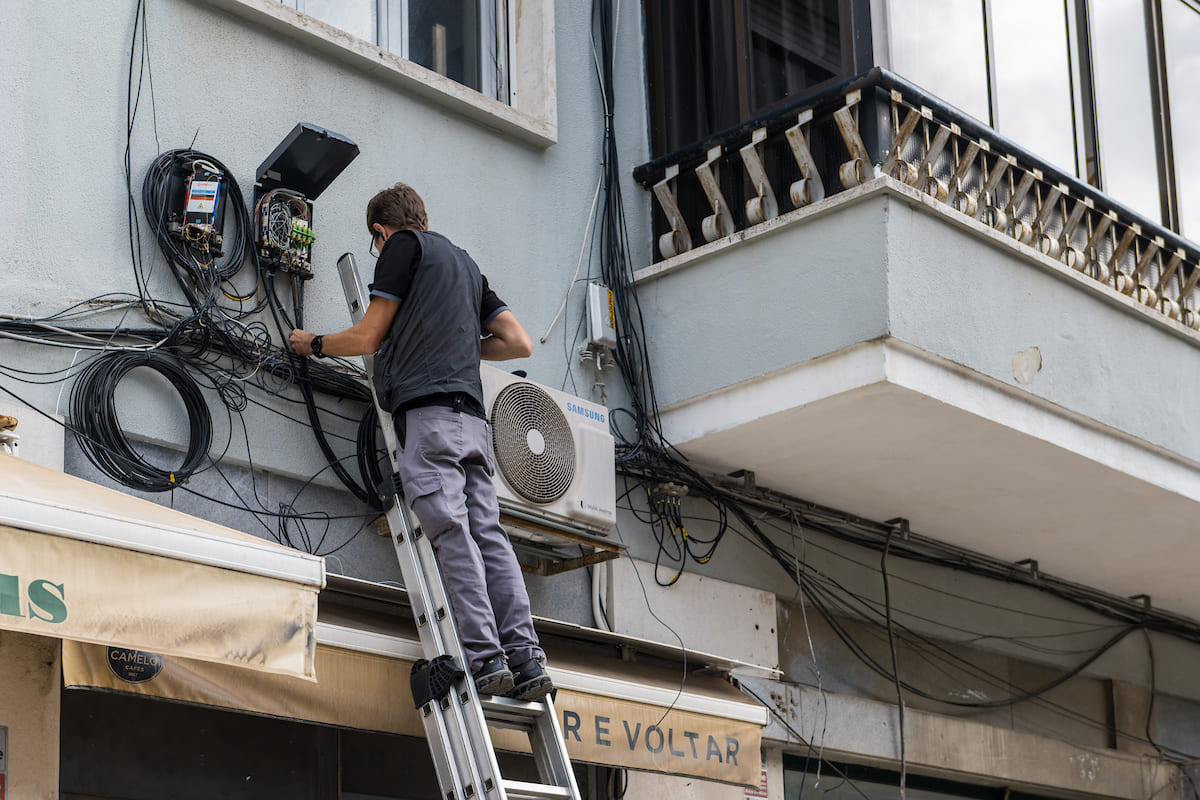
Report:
70,351,212,492
142,149,252,289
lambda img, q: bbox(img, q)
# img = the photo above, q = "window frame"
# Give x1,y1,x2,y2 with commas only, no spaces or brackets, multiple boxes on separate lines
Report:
286,0,511,104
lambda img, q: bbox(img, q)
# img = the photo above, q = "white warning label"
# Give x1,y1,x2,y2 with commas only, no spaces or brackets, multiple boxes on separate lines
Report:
186,180,220,214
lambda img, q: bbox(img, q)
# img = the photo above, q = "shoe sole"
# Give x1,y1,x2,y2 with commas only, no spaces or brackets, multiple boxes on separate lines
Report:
511,677,554,702
475,671,515,696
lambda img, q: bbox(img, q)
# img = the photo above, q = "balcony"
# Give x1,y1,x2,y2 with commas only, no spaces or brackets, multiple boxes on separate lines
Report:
632,69,1200,621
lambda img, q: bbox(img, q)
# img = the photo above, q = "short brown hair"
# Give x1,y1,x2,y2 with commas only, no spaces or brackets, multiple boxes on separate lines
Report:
366,183,428,233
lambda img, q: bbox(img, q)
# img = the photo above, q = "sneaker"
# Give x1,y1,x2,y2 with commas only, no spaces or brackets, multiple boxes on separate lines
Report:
473,655,514,696
507,658,554,702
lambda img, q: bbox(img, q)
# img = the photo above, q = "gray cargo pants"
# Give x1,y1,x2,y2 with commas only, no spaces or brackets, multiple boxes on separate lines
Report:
395,405,545,673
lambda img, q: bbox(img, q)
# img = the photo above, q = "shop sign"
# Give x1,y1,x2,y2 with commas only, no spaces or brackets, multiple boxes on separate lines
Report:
0,572,67,623
543,692,762,786
107,647,164,683
0,524,317,679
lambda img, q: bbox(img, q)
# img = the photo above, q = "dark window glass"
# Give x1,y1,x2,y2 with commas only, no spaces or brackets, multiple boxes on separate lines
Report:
289,0,507,102
1163,0,1200,239
888,0,991,124
991,0,1078,175
646,0,847,156
748,0,843,112
60,690,323,799
341,729,444,799
409,0,484,93
61,690,447,800
783,757,1007,800
647,0,746,155
1088,0,1162,222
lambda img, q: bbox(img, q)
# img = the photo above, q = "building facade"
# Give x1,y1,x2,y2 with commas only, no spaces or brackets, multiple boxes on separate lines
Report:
2,0,1200,798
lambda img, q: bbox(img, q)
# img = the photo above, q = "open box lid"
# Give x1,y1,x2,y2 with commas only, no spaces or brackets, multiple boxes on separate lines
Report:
256,123,359,199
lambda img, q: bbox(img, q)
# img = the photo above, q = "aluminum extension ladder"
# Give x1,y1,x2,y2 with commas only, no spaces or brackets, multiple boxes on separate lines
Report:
337,253,581,800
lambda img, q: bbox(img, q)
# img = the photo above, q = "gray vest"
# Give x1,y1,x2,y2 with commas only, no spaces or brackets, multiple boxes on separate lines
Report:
373,231,485,413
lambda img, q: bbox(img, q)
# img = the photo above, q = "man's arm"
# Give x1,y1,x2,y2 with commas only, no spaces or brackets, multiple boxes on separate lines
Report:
289,296,400,357
481,310,533,361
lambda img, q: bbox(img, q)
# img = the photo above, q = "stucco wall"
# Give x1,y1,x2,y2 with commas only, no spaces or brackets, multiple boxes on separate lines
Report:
0,0,650,485
885,192,1200,465
636,198,892,410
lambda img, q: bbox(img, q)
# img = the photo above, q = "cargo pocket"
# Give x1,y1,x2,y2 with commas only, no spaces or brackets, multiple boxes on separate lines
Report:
406,471,443,501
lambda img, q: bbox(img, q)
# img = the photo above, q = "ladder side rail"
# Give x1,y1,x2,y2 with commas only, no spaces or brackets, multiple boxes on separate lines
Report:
530,697,580,795
338,254,458,662
338,253,511,800
423,702,479,800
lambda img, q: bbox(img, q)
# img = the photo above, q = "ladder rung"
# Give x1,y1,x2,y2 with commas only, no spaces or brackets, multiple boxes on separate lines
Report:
500,779,573,800
480,695,546,730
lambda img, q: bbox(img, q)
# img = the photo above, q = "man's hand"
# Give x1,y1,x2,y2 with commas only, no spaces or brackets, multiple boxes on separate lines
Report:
289,329,316,356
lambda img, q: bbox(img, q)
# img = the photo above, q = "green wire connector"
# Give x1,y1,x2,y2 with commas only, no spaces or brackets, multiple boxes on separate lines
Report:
290,220,316,247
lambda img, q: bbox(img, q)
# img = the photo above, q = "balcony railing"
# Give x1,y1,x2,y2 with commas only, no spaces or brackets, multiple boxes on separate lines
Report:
633,68,1200,330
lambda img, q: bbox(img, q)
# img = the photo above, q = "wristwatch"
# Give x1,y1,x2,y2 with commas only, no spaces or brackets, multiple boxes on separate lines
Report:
310,335,326,359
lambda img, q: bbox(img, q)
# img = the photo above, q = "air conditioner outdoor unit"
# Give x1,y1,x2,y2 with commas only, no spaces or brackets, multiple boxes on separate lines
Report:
480,364,616,536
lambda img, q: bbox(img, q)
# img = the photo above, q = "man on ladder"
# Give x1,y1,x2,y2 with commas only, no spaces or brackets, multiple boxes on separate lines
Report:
290,182,554,702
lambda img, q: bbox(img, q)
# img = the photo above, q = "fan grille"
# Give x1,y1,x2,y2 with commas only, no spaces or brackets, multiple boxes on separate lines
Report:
490,382,575,504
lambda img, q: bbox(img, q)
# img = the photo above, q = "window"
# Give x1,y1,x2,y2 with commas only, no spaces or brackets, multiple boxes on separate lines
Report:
60,689,447,799
1163,0,1200,238
887,0,991,125
285,0,509,102
885,0,1200,244
889,0,1078,175
783,756,1073,800
748,0,844,112
645,0,851,157
1088,0,1162,222
989,0,1077,175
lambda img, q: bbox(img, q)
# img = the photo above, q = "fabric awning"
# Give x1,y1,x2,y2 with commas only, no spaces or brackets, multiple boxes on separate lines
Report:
62,611,767,787
0,453,324,679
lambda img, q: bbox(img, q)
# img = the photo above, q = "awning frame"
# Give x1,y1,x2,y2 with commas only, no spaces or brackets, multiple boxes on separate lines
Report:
0,485,324,588
315,620,769,726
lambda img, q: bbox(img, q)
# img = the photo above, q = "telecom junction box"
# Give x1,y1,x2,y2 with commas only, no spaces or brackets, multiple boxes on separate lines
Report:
254,123,359,278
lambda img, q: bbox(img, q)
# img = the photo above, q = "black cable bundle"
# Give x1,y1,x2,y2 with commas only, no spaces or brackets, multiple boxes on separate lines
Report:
142,149,253,292
592,0,665,466
356,402,390,507
69,351,212,492
585,0,737,579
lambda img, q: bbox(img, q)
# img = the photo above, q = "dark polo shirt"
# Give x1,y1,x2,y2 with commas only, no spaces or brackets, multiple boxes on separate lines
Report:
368,230,508,414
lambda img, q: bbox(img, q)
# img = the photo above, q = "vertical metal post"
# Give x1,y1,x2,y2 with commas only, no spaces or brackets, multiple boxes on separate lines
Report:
1068,0,1101,185
981,0,1000,130
1143,0,1180,231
